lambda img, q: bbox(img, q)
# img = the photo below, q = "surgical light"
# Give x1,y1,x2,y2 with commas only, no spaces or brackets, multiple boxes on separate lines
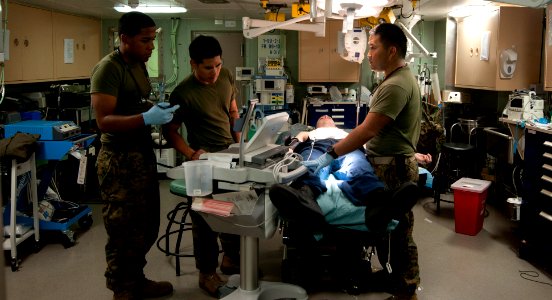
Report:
114,5,187,13
316,0,394,33
316,0,392,18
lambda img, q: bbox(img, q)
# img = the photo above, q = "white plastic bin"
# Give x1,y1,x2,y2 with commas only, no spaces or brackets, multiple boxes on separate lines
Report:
183,160,213,196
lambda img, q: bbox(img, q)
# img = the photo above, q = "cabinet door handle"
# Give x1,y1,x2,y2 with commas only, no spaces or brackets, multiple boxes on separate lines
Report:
13,38,19,47
24,39,29,47
469,48,473,57
82,43,86,51
76,43,80,50
475,47,479,56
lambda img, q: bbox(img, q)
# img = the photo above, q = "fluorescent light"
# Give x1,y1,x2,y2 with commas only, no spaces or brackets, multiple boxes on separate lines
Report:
114,5,187,13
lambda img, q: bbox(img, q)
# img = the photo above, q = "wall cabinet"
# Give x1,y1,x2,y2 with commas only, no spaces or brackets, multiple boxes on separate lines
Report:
4,2,101,84
544,4,552,91
53,12,101,79
299,20,360,82
4,3,54,83
455,7,543,91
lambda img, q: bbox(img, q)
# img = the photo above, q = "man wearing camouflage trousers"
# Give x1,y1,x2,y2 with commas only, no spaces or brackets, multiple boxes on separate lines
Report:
303,23,422,299
91,12,179,300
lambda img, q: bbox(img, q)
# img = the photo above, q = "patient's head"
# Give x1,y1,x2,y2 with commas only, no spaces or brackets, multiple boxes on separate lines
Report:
316,115,336,128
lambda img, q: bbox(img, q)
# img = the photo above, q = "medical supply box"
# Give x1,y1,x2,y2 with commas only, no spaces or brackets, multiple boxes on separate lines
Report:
451,177,491,236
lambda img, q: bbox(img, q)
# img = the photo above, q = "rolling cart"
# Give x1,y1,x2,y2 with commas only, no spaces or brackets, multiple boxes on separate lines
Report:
2,153,40,271
4,121,96,248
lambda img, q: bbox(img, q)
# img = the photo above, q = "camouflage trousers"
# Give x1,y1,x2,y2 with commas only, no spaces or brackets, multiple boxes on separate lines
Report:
96,145,160,293
368,155,420,294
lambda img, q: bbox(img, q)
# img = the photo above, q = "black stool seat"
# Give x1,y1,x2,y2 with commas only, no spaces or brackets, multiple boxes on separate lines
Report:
442,142,475,152
434,142,477,213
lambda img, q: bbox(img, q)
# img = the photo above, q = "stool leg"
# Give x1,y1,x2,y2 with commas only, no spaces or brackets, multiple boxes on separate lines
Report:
175,205,190,276
165,202,186,257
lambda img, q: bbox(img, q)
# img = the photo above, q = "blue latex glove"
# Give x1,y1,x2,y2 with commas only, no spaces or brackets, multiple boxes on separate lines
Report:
302,152,334,174
142,103,180,125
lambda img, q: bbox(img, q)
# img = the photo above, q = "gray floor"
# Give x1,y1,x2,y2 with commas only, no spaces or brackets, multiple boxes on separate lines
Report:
4,180,552,300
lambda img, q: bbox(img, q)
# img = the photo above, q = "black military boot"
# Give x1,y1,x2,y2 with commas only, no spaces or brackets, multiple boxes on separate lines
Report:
364,182,419,232
269,184,326,231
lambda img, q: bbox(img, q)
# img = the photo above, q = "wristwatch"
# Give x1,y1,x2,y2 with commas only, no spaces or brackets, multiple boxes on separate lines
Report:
327,145,339,159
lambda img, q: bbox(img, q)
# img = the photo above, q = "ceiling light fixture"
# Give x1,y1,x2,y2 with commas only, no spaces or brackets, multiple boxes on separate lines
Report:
316,0,396,32
317,0,393,18
114,5,187,13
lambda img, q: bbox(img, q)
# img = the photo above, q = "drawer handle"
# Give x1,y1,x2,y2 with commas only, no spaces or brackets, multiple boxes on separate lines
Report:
544,141,552,148
544,152,552,160
540,189,552,198
315,109,329,113
332,115,344,119
543,164,552,171
539,211,552,222
332,109,345,112
334,122,344,126
542,175,552,183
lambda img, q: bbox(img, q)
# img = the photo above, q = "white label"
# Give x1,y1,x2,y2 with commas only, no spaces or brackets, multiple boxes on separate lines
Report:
77,155,87,185
64,39,74,64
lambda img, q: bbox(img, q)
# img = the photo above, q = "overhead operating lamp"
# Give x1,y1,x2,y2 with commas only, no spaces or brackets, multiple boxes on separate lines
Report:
316,0,396,32
243,0,396,38
114,4,187,13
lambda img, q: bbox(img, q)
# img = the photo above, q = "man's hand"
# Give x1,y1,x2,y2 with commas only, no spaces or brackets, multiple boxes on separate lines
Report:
302,152,334,174
191,149,206,160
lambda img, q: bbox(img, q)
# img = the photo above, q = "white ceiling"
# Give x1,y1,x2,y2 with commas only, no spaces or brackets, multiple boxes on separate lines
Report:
6,0,508,21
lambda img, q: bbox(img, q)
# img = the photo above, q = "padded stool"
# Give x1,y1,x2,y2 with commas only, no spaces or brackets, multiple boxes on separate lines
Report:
433,142,477,213
156,179,194,276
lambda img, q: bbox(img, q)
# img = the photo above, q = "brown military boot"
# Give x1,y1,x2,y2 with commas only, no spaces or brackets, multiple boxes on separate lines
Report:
220,255,240,275
113,290,138,300
199,272,227,298
140,279,173,298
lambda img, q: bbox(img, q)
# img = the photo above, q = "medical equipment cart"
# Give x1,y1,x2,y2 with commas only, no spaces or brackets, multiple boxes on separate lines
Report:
2,153,40,271
4,121,96,248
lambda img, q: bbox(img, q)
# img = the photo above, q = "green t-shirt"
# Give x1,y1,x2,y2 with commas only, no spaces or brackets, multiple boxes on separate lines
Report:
365,66,421,156
90,51,153,148
169,68,236,152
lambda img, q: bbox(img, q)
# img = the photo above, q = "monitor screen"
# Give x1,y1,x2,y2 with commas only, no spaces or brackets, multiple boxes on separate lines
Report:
264,80,275,89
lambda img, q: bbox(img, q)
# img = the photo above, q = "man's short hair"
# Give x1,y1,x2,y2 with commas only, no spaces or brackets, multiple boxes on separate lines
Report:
118,12,156,37
372,23,407,59
189,35,223,63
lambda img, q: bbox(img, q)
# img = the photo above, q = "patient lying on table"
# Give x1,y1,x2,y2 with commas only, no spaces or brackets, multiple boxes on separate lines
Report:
269,115,431,232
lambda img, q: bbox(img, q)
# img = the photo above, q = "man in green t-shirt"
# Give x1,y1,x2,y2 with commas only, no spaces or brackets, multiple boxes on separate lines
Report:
90,12,178,300
303,23,422,299
165,35,241,298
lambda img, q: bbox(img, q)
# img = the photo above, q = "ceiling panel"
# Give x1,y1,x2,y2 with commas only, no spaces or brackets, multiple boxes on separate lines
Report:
4,0,504,21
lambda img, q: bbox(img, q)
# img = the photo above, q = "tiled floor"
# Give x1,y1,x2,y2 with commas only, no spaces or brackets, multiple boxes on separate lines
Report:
3,180,552,299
